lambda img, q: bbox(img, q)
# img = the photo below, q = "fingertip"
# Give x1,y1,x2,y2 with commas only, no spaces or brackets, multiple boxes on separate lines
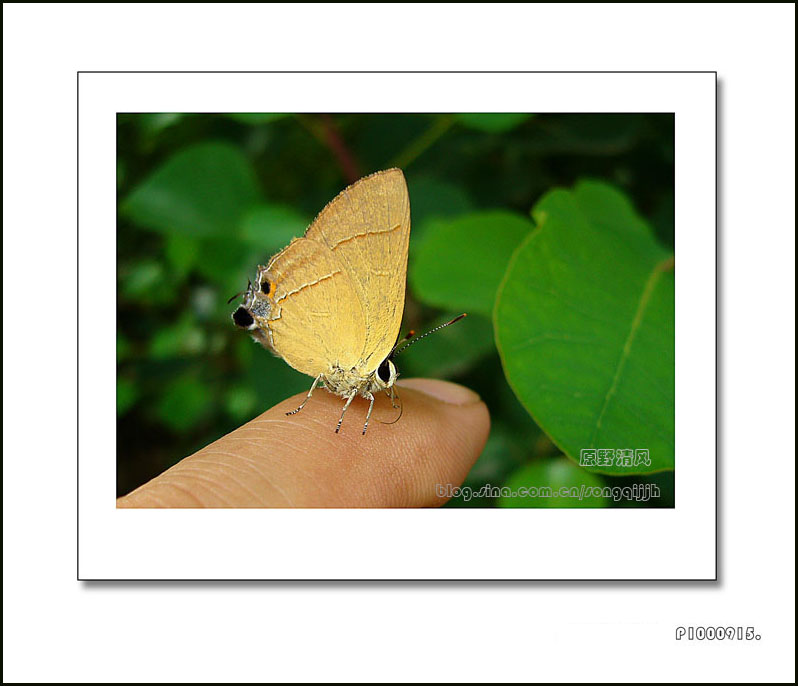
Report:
397,377,483,406
118,380,490,508
255,380,490,506
372,379,490,506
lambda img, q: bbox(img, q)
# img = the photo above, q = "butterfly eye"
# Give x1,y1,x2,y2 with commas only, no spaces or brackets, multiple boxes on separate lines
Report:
377,359,393,384
260,278,271,295
233,307,254,328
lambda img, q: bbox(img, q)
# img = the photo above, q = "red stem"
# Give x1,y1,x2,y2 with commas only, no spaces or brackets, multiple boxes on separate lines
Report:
319,114,360,184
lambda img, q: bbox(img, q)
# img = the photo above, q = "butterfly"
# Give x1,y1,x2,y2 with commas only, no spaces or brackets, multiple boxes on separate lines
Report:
232,169,419,435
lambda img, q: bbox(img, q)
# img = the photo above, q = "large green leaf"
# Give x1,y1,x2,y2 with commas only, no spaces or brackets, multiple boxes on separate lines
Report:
498,457,607,508
122,141,261,237
495,181,674,474
410,211,533,317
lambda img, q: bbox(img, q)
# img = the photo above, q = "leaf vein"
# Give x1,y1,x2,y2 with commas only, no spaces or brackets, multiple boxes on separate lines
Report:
588,255,674,448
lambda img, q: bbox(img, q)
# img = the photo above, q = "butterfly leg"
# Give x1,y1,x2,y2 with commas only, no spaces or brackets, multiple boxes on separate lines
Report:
362,392,376,435
386,386,399,409
286,374,322,416
335,392,357,434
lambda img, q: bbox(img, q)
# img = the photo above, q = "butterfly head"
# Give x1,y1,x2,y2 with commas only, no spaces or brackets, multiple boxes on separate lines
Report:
230,269,272,331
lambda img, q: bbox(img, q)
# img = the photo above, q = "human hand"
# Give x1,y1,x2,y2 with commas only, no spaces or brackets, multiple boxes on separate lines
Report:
117,379,490,508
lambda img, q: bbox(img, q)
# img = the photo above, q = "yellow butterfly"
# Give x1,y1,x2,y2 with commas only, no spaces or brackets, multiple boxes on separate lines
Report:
232,169,413,435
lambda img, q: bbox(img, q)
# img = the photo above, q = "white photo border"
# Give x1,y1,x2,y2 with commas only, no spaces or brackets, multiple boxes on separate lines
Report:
78,71,716,580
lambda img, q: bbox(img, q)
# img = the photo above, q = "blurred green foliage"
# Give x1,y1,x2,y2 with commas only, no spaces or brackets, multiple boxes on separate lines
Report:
499,458,607,508
117,112,674,506
410,210,533,316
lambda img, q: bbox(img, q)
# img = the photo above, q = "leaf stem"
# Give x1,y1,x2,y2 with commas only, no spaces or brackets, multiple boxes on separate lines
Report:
391,115,454,169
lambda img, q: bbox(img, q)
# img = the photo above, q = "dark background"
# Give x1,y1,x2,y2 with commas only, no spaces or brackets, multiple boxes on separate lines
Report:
117,112,674,504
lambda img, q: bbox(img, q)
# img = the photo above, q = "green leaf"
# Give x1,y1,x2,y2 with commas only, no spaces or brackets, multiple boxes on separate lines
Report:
406,176,474,258
136,112,185,136
165,234,200,277
120,259,165,298
463,423,527,489
407,175,474,227
223,384,259,421
240,204,308,254
122,141,261,237
495,181,674,474
498,457,607,508
117,159,126,190
400,313,495,379
227,113,289,125
248,343,311,410
117,333,133,362
455,113,532,133
410,211,533,317
149,316,207,359
118,258,178,306
156,375,213,433
117,377,138,416
194,236,263,296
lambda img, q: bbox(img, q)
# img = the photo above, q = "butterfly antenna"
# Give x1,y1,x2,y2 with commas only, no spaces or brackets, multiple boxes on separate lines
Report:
377,316,464,426
226,279,253,305
389,329,416,357
392,313,467,358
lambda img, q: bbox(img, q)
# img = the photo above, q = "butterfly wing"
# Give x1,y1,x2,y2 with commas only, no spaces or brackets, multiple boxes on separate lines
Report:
264,236,366,376
304,168,411,373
